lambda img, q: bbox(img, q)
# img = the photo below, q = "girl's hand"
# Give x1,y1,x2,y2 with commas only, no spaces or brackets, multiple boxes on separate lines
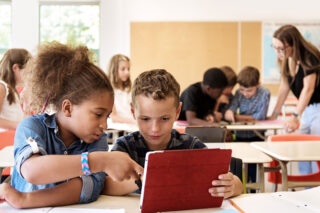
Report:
0,183,25,209
214,112,223,122
208,172,237,199
285,116,299,133
103,152,144,182
224,110,235,123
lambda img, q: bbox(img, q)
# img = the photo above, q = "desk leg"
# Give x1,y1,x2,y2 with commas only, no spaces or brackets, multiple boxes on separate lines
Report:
0,168,3,182
278,160,289,191
257,163,265,192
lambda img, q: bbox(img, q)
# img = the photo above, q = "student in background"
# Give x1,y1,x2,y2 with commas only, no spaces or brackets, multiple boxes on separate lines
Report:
104,69,243,198
179,67,227,126
269,25,320,175
0,42,143,208
0,48,31,130
213,66,237,122
225,66,270,187
107,54,135,124
225,66,270,141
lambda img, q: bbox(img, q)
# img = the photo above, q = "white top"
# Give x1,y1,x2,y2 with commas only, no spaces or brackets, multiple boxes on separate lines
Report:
0,80,24,129
113,88,132,119
251,141,320,161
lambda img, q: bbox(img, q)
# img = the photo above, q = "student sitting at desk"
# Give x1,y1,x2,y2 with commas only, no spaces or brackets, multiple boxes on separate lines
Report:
214,66,237,122
179,67,227,126
0,42,143,208
224,66,270,142
104,69,243,198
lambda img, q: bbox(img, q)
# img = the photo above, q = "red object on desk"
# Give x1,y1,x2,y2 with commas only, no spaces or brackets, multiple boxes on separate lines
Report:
140,149,231,213
0,130,15,176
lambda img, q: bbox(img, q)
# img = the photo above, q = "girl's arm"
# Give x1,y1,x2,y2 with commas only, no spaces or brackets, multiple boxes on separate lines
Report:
20,151,143,185
0,84,20,129
0,178,82,208
270,78,290,119
110,105,135,124
285,73,316,132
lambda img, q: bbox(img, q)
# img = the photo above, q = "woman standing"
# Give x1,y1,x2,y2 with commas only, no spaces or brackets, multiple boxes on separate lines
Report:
270,25,320,175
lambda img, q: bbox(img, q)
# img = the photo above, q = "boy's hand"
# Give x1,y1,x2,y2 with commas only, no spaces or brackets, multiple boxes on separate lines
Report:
103,152,144,182
214,112,223,122
224,110,235,123
205,114,214,123
0,183,25,208
208,172,240,199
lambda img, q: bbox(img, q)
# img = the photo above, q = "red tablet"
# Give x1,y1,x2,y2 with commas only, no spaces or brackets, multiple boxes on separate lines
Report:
140,148,232,213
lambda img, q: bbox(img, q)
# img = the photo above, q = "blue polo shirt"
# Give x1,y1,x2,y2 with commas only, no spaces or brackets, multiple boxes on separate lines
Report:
11,113,108,203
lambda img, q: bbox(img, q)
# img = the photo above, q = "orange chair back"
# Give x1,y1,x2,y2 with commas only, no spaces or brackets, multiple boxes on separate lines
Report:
268,134,320,142
0,130,15,176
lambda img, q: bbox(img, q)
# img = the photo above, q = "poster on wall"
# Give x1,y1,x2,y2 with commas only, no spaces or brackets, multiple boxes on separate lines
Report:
262,22,320,84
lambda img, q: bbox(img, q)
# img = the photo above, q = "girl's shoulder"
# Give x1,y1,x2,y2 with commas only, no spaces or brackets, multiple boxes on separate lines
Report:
0,80,8,95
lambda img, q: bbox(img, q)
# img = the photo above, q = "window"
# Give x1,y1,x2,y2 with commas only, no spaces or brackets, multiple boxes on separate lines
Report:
39,1,100,62
0,1,11,59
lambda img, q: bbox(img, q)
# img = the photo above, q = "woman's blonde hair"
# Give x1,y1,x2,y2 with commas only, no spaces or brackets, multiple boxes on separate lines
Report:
0,48,31,104
107,54,131,91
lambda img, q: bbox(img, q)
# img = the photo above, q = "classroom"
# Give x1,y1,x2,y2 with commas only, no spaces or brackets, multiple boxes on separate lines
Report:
1,0,320,212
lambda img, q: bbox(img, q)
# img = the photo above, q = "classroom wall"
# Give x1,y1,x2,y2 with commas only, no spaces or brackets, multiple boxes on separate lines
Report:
10,0,320,91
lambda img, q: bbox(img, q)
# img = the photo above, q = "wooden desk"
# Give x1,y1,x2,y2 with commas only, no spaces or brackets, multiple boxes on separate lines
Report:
0,146,14,181
251,141,320,191
206,143,272,192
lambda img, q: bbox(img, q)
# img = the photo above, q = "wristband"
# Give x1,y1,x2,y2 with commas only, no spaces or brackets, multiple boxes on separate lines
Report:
81,152,92,176
292,112,301,120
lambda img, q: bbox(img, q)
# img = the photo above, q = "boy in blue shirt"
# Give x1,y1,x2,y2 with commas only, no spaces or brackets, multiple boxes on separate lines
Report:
224,66,270,141
104,69,243,198
224,66,270,186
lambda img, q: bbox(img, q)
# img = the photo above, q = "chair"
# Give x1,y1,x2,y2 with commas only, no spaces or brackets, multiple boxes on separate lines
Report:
267,134,320,190
0,130,15,177
185,126,226,142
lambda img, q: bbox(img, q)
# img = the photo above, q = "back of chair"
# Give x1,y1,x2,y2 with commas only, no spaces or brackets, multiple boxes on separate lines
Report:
230,157,243,181
268,134,320,142
0,130,15,149
185,126,226,142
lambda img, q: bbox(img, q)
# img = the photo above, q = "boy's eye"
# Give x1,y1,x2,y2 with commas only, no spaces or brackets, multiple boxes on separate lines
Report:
162,117,170,121
95,113,102,117
140,117,150,121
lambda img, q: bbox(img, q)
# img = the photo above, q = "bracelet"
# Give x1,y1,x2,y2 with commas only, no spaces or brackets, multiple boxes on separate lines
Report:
292,112,301,120
81,152,92,176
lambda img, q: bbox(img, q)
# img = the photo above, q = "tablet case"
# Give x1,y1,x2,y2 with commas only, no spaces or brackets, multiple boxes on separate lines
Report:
140,148,232,213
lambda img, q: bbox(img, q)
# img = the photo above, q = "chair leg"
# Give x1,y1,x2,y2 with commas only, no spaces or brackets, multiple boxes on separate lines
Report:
272,183,278,192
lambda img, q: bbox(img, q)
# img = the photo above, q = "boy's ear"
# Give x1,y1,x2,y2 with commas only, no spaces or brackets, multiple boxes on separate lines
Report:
130,102,136,119
175,102,182,120
61,99,73,117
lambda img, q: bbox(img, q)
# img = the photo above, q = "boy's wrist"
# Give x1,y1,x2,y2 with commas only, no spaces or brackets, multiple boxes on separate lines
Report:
88,152,105,173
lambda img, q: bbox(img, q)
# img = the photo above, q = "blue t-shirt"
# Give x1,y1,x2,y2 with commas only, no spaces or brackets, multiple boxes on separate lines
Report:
12,113,108,203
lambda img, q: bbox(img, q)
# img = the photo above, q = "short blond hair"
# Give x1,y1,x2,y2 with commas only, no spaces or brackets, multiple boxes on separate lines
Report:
132,69,180,108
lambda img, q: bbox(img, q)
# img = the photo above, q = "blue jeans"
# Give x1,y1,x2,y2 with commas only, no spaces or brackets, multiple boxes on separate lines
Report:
298,103,320,175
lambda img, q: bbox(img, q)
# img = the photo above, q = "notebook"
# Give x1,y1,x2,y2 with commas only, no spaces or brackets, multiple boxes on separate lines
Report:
140,148,232,213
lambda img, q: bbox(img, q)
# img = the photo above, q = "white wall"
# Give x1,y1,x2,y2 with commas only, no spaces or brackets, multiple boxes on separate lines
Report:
10,0,320,69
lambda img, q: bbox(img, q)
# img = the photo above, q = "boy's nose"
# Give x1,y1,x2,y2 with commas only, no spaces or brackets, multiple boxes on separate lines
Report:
151,121,160,133
100,120,108,130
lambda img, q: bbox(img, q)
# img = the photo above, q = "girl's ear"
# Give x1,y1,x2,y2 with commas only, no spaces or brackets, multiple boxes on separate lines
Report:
61,99,73,117
12,64,20,73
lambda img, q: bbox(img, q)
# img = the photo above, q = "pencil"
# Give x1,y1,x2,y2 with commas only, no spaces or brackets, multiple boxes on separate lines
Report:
229,199,245,213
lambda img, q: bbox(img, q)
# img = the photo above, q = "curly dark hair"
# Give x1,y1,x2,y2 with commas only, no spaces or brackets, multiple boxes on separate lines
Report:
24,42,113,113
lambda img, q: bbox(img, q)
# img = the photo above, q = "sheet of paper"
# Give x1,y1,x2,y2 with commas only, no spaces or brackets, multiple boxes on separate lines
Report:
0,202,51,213
49,208,125,213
